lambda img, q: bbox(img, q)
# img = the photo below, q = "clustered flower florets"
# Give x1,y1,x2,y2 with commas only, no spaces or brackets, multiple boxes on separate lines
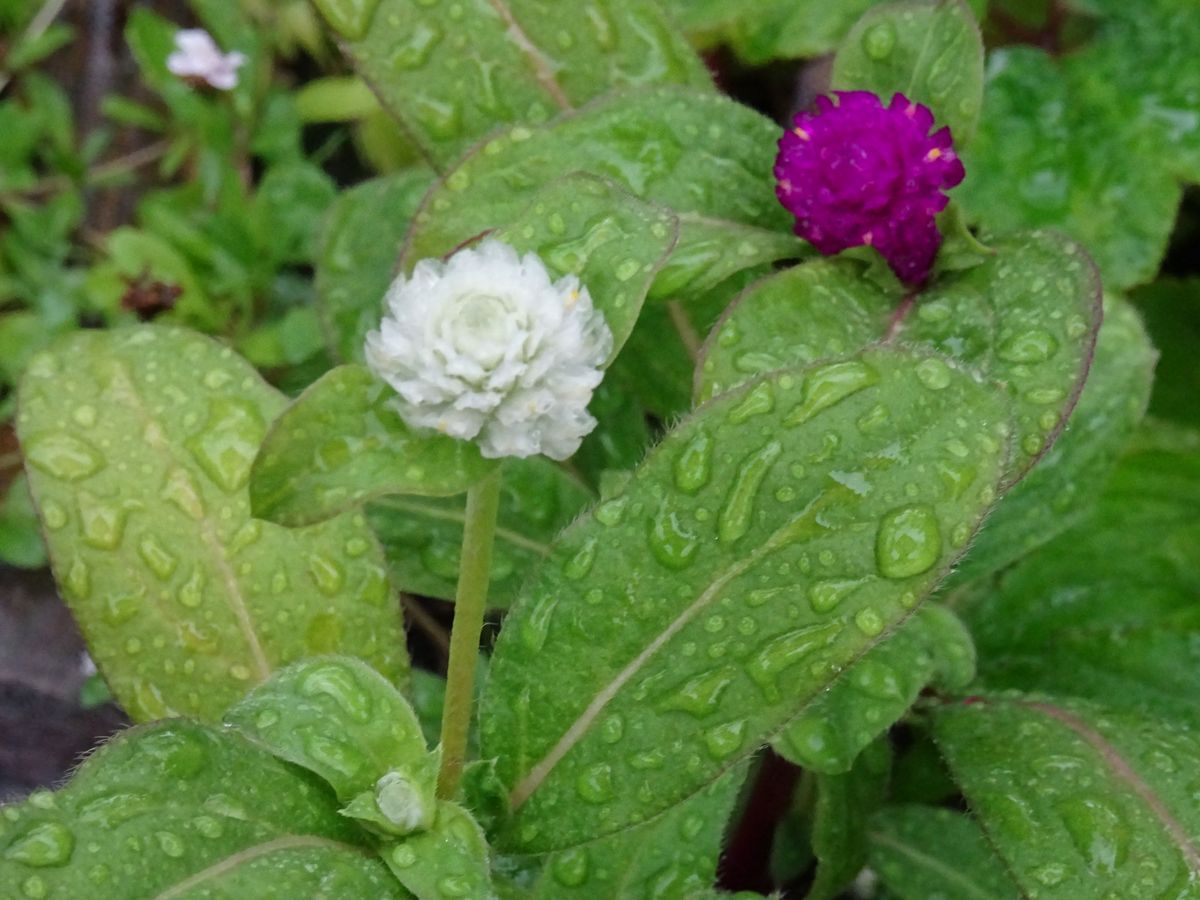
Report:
167,29,246,91
365,239,612,461
775,91,966,285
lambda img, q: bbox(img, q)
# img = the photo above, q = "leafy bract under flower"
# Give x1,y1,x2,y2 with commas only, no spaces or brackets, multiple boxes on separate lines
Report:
775,91,965,285
365,239,612,461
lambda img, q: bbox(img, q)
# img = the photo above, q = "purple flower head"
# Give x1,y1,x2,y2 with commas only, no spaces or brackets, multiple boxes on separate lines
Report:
774,91,966,286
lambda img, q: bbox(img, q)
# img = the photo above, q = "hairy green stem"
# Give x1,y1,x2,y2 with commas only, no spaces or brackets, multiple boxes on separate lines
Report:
436,468,502,798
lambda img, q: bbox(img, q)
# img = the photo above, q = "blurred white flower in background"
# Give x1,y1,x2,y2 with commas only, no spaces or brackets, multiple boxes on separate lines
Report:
365,238,611,460
167,29,246,91
79,652,97,678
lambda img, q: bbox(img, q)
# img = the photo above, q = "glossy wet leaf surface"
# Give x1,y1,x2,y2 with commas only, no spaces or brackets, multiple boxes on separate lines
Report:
773,604,974,775
806,740,891,900
379,801,494,900
868,805,1020,900
494,173,681,361
316,0,709,168
700,232,1101,483
401,88,792,282
516,761,749,898
832,0,985,143
959,0,1200,290
0,721,403,898
948,295,1154,584
934,693,1200,898
481,347,1010,852
17,327,408,723
956,435,1200,725
317,170,436,364
250,364,496,527
224,657,435,825
368,457,592,609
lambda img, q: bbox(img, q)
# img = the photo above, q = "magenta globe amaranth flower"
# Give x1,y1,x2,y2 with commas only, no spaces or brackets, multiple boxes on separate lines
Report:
774,91,966,286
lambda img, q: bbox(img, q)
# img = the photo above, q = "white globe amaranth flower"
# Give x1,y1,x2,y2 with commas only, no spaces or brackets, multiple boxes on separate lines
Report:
167,29,246,91
365,238,613,460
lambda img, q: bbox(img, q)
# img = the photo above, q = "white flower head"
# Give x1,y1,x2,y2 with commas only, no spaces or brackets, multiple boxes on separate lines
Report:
365,238,612,460
167,29,246,91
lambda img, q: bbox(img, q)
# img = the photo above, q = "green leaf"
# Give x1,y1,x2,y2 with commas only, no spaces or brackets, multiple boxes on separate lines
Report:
249,364,496,527
832,0,985,144
16,327,408,722
250,163,337,267
700,231,1101,483
0,472,46,568
495,173,681,362
934,693,1200,897
316,170,437,363
401,88,791,278
806,740,891,900
573,379,653,486
959,0,1200,293
379,802,494,899
773,604,975,775
481,346,1010,852
1131,278,1200,427
368,457,592,609
314,0,710,168
224,656,437,836
521,761,750,898
0,720,403,898
867,805,1020,900
947,295,1155,583
956,439,1200,724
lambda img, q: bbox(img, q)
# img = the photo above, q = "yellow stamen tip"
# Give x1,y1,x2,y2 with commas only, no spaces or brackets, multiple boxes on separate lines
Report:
793,127,810,141
926,148,942,161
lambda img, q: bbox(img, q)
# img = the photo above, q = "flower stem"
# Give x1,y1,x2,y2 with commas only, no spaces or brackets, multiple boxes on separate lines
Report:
436,468,502,799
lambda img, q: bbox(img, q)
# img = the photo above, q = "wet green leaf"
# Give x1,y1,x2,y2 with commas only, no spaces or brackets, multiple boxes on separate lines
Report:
17,327,408,722
521,761,749,898
949,295,1155,583
317,170,437,364
868,805,1020,900
960,0,1200,291
956,438,1200,724
379,802,494,899
832,0,985,144
402,88,791,286
481,347,1010,852
700,232,1101,483
368,457,592,609
249,364,496,527
495,173,682,362
315,0,709,168
934,693,1200,898
773,604,974,775
806,740,891,900
0,721,403,898
224,656,437,836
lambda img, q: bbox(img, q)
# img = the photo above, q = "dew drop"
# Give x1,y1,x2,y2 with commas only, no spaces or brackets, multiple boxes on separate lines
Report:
1058,795,1128,877
914,358,953,391
704,719,747,759
727,382,775,424
391,845,417,868
138,537,178,580
161,467,205,520
998,329,1059,364
24,432,104,481
862,21,897,59
521,593,559,651
301,663,373,723
563,537,598,580
308,554,345,595
718,441,783,544
778,717,844,772
808,577,868,614
302,732,367,780
785,361,878,426
648,503,699,571
598,714,624,744
41,499,68,530
854,607,886,636
746,622,841,700
177,568,205,608
552,848,589,887
658,666,737,718
312,0,382,39
593,495,628,527
575,763,614,803
185,398,265,493
155,831,184,858
876,504,942,579
64,557,90,600
5,822,75,867
673,432,714,495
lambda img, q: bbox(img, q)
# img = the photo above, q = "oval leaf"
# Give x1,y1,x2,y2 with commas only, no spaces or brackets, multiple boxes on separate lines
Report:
249,364,496,527
17,327,408,722
481,346,1011,852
